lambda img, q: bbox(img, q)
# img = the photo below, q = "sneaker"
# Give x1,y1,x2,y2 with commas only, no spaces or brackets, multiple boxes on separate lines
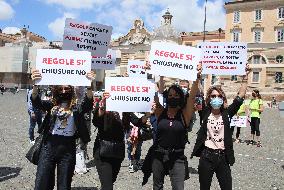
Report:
257,141,262,147
128,164,134,173
29,140,35,145
235,139,240,143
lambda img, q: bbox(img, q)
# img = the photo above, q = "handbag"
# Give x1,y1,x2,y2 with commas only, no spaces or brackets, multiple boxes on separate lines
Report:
99,139,125,159
25,112,50,165
25,133,44,165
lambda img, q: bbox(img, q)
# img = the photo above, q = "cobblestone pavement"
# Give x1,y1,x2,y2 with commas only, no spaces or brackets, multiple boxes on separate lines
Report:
0,91,283,190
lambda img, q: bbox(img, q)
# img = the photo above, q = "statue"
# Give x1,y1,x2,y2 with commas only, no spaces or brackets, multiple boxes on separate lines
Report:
128,19,146,45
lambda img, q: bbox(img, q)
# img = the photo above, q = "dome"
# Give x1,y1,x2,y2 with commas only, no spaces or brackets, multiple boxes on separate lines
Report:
2,27,21,35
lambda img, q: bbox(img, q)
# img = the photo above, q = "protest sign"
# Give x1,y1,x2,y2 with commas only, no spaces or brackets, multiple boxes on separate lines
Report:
148,41,200,81
63,18,112,57
105,77,155,112
127,60,147,78
198,42,247,75
230,116,249,128
91,49,116,70
35,49,91,86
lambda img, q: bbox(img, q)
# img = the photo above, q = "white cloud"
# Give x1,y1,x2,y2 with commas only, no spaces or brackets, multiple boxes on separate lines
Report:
93,0,225,37
48,12,76,39
0,0,14,20
44,0,109,9
2,26,20,34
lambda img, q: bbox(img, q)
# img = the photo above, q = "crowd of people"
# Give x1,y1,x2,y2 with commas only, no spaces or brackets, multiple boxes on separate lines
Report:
25,64,269,190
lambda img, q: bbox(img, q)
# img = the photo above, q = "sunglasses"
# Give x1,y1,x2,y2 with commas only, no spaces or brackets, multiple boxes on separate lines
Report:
58,87,72,91
210,94,223,98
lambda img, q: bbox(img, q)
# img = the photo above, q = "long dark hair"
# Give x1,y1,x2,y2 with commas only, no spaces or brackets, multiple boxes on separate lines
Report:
164,84,186,109
253,89,261,99
51,85,76,108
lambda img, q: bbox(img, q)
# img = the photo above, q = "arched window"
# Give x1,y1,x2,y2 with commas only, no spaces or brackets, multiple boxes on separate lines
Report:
276,55,283,63
249,55,267,64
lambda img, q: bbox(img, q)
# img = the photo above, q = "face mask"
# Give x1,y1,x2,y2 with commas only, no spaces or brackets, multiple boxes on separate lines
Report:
167,97,182,108
58,92,72,102
210,97,223,109
181,88,188,95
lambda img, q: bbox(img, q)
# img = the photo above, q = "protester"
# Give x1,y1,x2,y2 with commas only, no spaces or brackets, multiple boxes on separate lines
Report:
27,86,43,144
31,69,94,190
231,95,247,143
92,93,146,190
191,65,250,190
0,84,5,95
125,112,148,173
247,89,263,147
142,64,202,190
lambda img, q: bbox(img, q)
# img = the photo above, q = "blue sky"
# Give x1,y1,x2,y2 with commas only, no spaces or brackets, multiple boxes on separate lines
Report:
0,0,227,41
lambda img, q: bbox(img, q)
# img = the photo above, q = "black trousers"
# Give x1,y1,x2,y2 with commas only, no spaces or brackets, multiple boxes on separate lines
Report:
152,157,185,190
231,126,241,139
94,149,123,190
34,135,76,190
198,148,232,190
250,117,260,136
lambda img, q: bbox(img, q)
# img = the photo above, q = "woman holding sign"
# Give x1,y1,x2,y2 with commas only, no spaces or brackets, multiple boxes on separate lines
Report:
31,70,94,190
142,64,202,190
92,93,147,190
191,65,251,190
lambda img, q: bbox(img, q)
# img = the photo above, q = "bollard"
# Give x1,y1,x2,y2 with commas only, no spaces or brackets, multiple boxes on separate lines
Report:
279,101,284,118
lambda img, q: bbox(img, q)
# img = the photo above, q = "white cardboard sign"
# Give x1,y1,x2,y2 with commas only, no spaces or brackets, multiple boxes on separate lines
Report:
198,42,247,75
35,49,91,86
230,116,249,128
105,77,155,112
127,60,147,78
91,49,116,70
63,18,113,57
148,41,200,81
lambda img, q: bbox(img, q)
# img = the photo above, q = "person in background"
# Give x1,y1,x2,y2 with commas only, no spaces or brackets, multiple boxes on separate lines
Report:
1,84,5,95
27,85,43,145
231,95,248,143
247,89,263,147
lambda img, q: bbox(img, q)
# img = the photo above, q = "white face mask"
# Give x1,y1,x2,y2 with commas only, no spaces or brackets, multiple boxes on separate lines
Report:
182,87,188,95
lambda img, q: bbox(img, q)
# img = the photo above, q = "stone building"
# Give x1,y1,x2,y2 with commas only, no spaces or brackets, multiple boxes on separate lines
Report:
107,10,181,87
0,27,55,88
224,0,284,100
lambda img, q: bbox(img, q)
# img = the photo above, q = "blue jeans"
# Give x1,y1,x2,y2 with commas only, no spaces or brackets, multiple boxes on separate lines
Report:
28,111,42,141
125,132,143,160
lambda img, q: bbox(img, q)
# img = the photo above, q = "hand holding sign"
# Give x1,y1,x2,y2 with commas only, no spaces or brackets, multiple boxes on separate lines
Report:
31,69,42,82
86,70,95,81
197,63,202,79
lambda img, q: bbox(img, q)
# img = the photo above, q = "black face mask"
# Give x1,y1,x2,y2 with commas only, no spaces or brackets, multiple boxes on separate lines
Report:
58,93,72,102
167,98,182,108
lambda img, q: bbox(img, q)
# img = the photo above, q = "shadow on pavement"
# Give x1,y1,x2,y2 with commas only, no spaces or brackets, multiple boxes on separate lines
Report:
188,167,198,174
281,165,284,170
71,187,98,190
0,167,22,182
86,159,96,168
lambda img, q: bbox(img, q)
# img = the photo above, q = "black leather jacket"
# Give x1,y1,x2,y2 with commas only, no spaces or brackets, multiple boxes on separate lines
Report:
191,97,244,166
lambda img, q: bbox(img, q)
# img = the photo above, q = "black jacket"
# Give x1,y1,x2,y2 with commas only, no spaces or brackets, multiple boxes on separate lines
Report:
32,95,93,144
191,97,243,166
